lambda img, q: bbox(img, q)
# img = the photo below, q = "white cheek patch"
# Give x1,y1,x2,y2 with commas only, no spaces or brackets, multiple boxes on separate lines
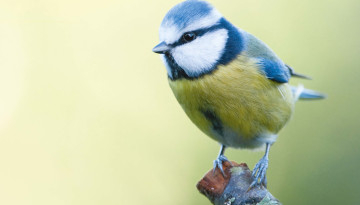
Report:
171,29,228,77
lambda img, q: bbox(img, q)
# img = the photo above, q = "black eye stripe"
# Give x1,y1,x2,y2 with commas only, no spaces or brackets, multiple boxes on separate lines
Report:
169,23,223,47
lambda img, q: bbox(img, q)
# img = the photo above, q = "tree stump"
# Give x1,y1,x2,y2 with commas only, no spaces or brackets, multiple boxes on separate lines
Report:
196,161,281,205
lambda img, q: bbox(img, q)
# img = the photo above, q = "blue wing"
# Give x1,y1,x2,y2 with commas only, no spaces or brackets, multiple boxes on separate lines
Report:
241,31,291,83
257,59,290,83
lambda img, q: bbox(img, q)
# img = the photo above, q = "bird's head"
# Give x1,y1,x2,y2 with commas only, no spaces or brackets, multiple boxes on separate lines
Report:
153,0,243,80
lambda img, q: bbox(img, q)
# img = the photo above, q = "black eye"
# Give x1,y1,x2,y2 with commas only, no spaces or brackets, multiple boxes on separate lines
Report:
182,32,196,42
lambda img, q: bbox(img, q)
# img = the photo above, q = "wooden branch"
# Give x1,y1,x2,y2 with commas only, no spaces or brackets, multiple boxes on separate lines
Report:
196,161,281,205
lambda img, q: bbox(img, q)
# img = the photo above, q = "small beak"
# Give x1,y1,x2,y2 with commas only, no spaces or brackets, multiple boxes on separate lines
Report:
152,41,171,54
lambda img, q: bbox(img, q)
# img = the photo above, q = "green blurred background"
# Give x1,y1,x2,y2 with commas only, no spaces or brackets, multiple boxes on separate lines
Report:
0,0,359,204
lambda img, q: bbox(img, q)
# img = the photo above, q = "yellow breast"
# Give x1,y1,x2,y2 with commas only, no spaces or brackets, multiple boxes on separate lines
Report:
168,55,295,149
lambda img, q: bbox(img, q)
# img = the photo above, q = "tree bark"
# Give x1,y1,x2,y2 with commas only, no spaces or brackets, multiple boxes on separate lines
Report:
196,161,281,205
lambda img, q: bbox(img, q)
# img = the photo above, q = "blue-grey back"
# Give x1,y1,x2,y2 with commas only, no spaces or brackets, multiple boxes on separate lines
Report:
240,30,291,83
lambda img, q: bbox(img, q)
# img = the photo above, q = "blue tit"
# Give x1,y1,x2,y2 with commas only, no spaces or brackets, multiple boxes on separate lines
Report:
152,0,324,188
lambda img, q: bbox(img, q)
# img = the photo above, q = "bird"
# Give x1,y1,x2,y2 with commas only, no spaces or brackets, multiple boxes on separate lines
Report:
152,0,324,188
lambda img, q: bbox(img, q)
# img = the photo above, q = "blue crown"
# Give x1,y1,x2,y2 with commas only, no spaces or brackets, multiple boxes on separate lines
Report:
161,0,214,30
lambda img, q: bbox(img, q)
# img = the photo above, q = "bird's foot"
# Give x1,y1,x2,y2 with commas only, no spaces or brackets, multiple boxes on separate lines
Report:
213,155,231,176
249,156,269,189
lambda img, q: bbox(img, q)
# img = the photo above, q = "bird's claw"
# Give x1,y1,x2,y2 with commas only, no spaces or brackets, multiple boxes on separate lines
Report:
249,156,269,190
213,155,230,176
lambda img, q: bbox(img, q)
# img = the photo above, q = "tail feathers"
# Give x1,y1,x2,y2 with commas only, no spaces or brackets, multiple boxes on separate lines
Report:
291,85,326,101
